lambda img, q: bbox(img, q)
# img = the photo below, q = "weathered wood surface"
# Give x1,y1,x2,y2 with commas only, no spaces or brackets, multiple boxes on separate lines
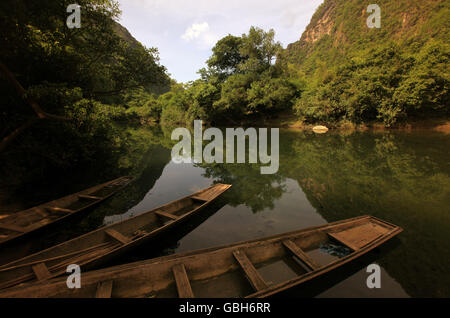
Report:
328,222,388,251
0,216,402,298
0,184,231,290
233,250,268,291
78,194,103,201
105,229,132,245
172,264,194,298
282,240,319,271
155,211,179,221
31,263,51,281
0,176,133,247
95,280,113,298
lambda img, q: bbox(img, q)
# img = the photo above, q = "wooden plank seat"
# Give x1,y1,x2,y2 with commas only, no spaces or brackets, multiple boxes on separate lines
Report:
46,206,75,214
105,229,131,245
328,222,389,251
95,280,113,298
155,211,179,221
31,263,52,281
282,240,319,271
172,264,194,298
0,223,26,233
233,249,268,291
77,194,103,200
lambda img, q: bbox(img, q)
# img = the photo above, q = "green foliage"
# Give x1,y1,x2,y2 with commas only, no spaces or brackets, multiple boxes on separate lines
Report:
239,27,282,73
292,41,449,126
247,76,297,114
282,0,449,126
0,0,170,186
157,26,297,125
159,83,190,125
213,73,255,118
206,35,245,78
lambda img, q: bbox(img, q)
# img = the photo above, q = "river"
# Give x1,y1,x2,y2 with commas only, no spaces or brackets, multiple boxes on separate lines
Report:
4,127,450,297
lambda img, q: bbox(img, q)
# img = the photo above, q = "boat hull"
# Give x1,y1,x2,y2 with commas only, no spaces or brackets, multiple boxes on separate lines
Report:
0,183,232,290
0,215,402,298
0,176,133,249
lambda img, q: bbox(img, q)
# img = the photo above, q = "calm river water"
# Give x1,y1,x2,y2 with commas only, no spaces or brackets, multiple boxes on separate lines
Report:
7,127,450,297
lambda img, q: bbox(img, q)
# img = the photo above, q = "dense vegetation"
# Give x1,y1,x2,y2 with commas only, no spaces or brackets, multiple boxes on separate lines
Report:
132,0,449,127
156,27,301,126
0,0,170,187
1,0,449,192
280,0,449,126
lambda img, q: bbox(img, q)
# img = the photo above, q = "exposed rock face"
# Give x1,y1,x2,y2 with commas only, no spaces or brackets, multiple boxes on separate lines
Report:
281,0,447,68
300,1,335,44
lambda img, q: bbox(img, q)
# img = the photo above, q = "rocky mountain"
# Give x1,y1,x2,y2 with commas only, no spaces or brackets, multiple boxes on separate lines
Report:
279,0,449,126
282,0,448,73
113,21,140,48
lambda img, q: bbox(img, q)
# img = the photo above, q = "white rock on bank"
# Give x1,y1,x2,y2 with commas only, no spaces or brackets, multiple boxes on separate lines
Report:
312,125,329,134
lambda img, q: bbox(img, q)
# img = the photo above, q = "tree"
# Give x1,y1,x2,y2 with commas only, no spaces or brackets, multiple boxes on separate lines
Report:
0,0,170,153
207,35,246,78
239,27,282,73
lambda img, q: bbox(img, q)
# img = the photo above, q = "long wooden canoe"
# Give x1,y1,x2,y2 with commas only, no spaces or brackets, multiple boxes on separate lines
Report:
0,176,133,247
0,215,401,298
0,183,232,290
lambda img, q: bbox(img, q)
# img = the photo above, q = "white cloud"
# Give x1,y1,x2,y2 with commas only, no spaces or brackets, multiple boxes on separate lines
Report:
182,22,209,41
181,22,219,48
117,0,324,82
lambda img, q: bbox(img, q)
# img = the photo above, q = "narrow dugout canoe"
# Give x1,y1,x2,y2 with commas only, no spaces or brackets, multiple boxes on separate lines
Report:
0,183,232,290
0,215,402,298
0,176,133,247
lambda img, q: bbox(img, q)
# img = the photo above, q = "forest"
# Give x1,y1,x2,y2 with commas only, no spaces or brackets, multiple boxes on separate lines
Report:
0,0,448,189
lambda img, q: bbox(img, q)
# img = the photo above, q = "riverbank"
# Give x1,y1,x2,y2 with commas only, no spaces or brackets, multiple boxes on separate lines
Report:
243,111,450,133
2,116,448,213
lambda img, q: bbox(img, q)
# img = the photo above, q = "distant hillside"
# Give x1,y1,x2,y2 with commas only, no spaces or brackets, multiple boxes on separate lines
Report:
113,22,140,48
113,22,171,96
280,0,449,126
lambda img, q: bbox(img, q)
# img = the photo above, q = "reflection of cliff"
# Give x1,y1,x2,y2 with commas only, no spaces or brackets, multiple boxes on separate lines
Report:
102,144,172,217
40,143,172,246
280,131,450,297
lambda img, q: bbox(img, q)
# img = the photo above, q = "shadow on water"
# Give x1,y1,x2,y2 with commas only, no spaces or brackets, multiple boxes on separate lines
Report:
97,198,230,268
0,143,172,265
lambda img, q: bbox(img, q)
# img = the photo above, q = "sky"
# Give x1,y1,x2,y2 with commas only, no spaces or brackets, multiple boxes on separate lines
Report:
117,0,324,83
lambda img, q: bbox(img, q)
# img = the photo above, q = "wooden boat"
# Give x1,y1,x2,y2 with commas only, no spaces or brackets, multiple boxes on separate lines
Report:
0,215,401,298
0,183,232,290
0,176,133,247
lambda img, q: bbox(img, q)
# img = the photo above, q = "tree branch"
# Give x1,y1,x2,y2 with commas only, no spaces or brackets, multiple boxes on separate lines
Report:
0,62,70,121
0,62,71,153
0,118,38,153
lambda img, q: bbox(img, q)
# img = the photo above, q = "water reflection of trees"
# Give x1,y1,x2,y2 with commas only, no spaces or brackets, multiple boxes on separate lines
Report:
60,126,449,297
84,125,449,297
28,127,173,249
280,130,450,297
200,162,286,213
197,129,450,296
